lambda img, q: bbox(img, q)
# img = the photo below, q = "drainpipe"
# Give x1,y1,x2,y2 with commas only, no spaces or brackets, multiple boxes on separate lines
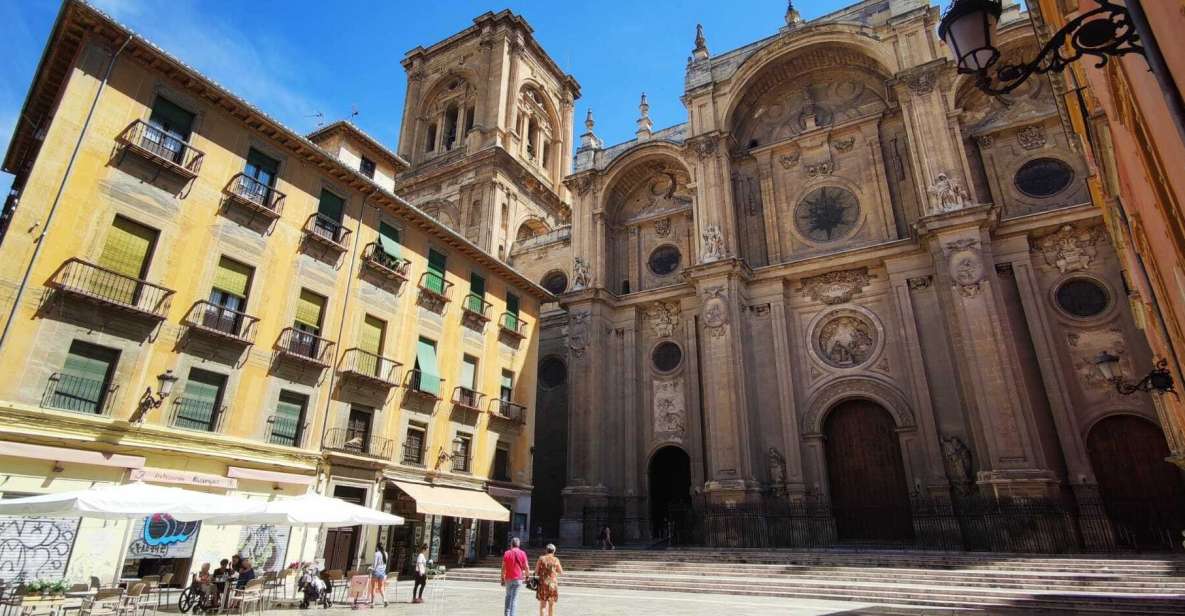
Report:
0,35,132,356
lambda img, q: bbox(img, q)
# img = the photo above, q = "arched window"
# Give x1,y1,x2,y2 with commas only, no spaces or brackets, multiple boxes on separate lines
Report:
444,105,459,151
464,105,475,134
425,123,437,152
526,118,538,160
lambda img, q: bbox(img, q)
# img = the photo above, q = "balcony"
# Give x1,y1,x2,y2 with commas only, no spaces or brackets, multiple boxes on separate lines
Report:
401,440,426,466
461,294,492,325
183,301,259,344
417,272,453,306
41,373,117,416
338,348,401,388
303,213,351,251
275,327,336,368
498,312,528,339
403,369,444,400
451,386,485,413
169,398,227,433
266,413,308,448
361,243,411,282
323,427,394,459
48,258,175,320
223,173,285,219
116,120,204,179
511,226,571,254
489,398,528,425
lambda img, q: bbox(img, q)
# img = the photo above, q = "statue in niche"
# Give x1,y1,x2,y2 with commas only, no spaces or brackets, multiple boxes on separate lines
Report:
702,224,726,262
572,257,592,290
767,448,787,486
927,172,971,214
940,436,974,493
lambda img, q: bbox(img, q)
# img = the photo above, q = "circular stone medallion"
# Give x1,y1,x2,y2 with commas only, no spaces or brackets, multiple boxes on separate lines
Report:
815,313,878,368
794,186,860,243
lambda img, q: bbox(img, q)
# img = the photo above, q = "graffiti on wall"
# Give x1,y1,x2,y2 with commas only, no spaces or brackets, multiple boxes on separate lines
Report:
0,517,80,584
237,525,290,573
127,514,200,559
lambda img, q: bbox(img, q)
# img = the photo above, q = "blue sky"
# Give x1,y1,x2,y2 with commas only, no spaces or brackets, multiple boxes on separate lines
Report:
1,0,948,194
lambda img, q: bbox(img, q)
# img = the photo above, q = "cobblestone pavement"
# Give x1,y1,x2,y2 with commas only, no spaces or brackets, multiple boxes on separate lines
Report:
271,579,941,616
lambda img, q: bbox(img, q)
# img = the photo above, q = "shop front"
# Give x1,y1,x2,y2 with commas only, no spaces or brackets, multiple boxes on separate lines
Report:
380,479,510,572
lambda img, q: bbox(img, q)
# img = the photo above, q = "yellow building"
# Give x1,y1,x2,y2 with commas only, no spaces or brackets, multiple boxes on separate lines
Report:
0,0,548,583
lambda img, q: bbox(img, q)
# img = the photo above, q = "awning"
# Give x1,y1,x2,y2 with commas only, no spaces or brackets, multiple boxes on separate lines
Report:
392,481,510,522
0,441,144,469
227,466,316,486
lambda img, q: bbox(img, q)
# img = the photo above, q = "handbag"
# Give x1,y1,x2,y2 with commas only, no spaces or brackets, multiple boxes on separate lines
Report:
524,575,539,591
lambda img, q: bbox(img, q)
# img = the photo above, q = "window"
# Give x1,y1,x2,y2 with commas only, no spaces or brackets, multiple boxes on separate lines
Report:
461,355,479,391
794,186,860,243
240,148,279,203
540,271,568,295
269,391,308,447
542,142,551,170
493,445,510,482
425,123,437,152
377,222,401,261
357,315,386,377
444,105,459,150
426,249,447,294
345,407,373,453
648,245,682,276
465,272,486,314
539,357,566,390
652,342,683,373
146,97,195,163
206,257,253,336
413,337,441,396
403,422,427,465
452,433,473,473
290,289,327,357
1055,278,1110,318
317,189,345,223
175,369,227,432
1015,157,1074,198
526,118,538,159
96,216,158,304
500,370,514,402
504,293,520,330
359,156,376,179
46,341,119,414
464,105,475,134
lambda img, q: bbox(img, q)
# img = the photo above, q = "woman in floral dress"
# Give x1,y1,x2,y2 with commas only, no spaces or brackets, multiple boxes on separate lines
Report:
534,543,564,616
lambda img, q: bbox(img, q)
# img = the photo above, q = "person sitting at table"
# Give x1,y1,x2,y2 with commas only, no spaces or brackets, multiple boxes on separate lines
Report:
236,559,256,590
213,558,232,605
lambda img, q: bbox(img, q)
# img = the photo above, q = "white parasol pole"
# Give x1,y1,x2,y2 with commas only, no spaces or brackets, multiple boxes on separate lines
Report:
111,518,135,586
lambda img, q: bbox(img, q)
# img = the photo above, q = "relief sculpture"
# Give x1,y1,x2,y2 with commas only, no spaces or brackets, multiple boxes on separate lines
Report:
654,379,686,435
816,314,876,368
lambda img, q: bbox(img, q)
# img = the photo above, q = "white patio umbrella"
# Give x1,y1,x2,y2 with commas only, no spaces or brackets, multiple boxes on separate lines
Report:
204,492,403,527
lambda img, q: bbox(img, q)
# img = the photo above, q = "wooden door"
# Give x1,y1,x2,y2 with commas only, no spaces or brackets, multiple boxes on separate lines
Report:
1088,415,1185,549
323,527,355,572
824,400,914,542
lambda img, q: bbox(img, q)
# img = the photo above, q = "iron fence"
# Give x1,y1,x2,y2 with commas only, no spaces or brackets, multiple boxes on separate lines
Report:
42,373,116,415
49,258,174,318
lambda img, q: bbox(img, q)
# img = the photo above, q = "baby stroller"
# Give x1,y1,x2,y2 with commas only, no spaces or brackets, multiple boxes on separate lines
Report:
298,564,332,609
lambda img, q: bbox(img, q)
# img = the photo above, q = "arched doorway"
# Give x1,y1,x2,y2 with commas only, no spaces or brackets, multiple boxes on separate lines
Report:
824,399,914,543
648,446,692,539
1087,415,1185,549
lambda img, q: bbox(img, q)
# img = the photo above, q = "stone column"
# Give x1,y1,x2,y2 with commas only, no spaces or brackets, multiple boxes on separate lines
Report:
559,294,610,544
686,133,737,261
767,288,806,498
917,206,1059,497
893,61,973,217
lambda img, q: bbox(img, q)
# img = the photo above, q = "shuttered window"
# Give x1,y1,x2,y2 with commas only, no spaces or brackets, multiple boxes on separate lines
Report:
95,217,158,305
504,292,520,330
500,371,513,402
269,391,307,447
176,369,226,432
212,257,252,299
378,222,401,259
466,273,485,313
317,189,345,223
48,341,119,414
148,97,194,140
294,289,326,333
414,337,440,396
426,249,447,294
461,355,478,390
359,315,385,355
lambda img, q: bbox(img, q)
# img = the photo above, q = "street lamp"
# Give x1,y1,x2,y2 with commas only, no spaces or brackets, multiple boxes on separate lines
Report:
1091,352,1176,396
131,370,179,422
938,0,1145,95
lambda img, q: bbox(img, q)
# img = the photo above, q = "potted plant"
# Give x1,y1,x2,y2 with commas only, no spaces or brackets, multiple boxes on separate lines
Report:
21,580,66,599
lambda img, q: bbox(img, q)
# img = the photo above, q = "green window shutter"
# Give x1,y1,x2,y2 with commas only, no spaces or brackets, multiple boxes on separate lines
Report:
295,289,325,330
378,222,401,259
500,371,513,401
148,97,195,140
178,369,225,431
466,273,485,313
506,293,519,316
415,338,440,396
460,356,477,390
427,249,447,294
53,341,118,413
212,257,252,298
318,189,345,223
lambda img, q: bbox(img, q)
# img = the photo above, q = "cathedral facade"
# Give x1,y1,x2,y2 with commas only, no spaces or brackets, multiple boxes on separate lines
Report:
399,0,1185,549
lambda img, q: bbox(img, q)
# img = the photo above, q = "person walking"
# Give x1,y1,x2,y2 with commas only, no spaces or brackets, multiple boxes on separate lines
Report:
534,544,564,616
369,545,389,607
411,544,428,604
598,526,614,550
500,537,528,616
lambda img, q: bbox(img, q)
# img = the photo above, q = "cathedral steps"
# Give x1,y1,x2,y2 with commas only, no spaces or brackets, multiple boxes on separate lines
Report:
447,548,1185,613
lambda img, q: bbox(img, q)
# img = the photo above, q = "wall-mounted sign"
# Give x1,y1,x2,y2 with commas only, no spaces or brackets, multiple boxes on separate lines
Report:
130,468,237,490
127,514,200,560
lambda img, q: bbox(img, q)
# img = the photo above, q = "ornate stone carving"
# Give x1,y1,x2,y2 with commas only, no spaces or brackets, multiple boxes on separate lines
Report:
568,311,590,359
1017,125,1046,150
701,224,726,262
815,312,877,368
689,135,717,159
904,69,936,95
409,69,427,82
1069,327,1126,392
802,377,916,434
767,447,787,486
654,379,686,434
976,134,994,148
805,160,835,178
778,150,801,169
907,275,932,290
572,257,592,290
645,301,680,338
654,217,671,238
1035,224,1103,273
567,174,594,196
702,287,728,338
926,172,971,214
946,239,985,298
940,436,974,494
799,268,871,305
832,137,855,153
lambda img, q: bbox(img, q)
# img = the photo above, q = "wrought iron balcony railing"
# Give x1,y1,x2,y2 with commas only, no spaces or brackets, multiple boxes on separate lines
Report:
322,427,394,459
451,386,485,412
303,213,351,250
401,439,426,466
417,272,453,303
48,258,175,319
461,294,492,322
338,348,401,387
266,413,308,448
224,173,285,218
489,398,528,425
403,369,444,399
169,398,227,433
276,327,336,367
360,243,411,281
183,300,259,344
116,120,204,178
42,373,117,416
498,312,527,338
451,452,472,473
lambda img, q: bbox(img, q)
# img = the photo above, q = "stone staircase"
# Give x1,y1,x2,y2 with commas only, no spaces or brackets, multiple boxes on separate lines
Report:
448,547,1185,613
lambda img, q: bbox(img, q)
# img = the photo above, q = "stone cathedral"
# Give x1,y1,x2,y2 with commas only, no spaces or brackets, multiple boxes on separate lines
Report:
396,0,1185,548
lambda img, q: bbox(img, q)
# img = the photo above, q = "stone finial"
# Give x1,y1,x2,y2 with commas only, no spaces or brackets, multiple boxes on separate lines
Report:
692,23,709,60
785,0,803,27
579,108,600,150
636,93,653,141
